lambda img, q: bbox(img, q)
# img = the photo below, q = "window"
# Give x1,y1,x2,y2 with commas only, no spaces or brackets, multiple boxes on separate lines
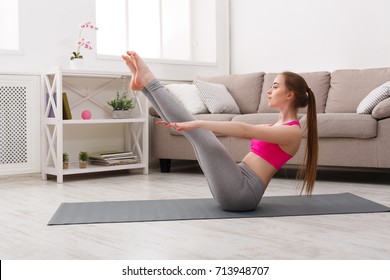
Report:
0,0,19,52
96,0,217,64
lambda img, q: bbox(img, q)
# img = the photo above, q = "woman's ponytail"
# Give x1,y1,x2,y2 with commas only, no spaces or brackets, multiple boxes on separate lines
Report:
282,72,319,195
298,87,318,195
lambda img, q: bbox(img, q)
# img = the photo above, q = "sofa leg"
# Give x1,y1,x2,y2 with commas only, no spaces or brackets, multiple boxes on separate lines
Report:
160,159,171,173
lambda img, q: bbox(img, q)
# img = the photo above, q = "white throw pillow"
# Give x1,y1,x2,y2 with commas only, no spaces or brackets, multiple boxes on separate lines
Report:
165,84,208,114
357,81,390,114
193,80,240,114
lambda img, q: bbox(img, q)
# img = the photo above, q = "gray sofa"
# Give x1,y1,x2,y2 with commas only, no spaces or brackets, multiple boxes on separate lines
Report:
150,68,390,172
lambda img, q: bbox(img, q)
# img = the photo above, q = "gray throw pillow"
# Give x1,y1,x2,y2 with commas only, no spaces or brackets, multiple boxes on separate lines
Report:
372,98,390,119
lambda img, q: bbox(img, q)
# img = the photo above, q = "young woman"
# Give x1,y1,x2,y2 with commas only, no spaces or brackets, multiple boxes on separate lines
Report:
122,51,318,212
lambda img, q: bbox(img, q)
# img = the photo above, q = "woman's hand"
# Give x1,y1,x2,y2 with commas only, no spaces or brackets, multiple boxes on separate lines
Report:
155,120,201,131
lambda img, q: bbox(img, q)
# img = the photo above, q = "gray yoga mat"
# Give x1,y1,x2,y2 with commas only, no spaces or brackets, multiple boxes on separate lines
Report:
48,192,390,225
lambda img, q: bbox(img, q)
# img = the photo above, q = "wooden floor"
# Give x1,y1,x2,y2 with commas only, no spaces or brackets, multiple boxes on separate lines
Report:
0,163,389,260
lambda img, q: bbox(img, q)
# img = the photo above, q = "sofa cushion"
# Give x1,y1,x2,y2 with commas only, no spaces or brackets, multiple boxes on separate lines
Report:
372,98,390,119
195,113,238,121
196,72,265,114
357,81,390,114
300,113,377,138
232,113,280,125
258,71,330,114
326,68,390,113
232,113,306,125
194,80,240,114
168,114,238,136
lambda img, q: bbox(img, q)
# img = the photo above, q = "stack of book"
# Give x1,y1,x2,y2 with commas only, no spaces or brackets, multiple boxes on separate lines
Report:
89,151,139,166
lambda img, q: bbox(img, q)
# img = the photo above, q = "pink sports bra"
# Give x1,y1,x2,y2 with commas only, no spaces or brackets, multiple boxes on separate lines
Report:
250,120,301,170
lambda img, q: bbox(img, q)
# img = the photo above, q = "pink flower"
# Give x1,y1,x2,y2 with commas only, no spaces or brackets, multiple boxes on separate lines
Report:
71,21,98,60
83,41,93,50
80,21,98,30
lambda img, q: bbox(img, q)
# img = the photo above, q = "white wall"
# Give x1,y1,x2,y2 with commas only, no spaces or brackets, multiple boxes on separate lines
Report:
0,0,124,74
0,0,229,80
230,0,390,73
2,0,390,75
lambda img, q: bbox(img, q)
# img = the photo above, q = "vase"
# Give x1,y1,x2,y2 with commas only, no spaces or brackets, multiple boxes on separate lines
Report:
79,160,88,168
63,162,69,169
112,110,131,119
70,58,84,70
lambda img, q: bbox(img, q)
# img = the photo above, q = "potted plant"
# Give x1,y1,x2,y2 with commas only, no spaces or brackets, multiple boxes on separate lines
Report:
78,151,89,168
63,152,69,169
107,92,135,118
70,21,98,69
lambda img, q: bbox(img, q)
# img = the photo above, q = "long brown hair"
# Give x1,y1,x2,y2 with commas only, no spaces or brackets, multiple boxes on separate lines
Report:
281,72,318,195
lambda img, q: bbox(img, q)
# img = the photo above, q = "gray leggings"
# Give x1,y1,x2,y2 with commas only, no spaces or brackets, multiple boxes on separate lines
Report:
144,80,266,211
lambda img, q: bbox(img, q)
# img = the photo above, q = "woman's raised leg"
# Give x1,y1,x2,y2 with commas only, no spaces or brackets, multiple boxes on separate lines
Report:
122,52,265,211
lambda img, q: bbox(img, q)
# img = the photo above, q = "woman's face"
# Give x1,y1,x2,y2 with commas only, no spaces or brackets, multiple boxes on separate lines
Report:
266,74,293,109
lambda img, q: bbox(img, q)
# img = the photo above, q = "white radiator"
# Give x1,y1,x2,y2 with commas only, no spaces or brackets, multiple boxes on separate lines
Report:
0,74,40,175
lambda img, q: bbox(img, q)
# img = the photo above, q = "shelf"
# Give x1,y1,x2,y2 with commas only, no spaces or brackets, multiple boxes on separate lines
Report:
42,68,131,78
41,67,149,183
45,163,147,176
44,118,147,125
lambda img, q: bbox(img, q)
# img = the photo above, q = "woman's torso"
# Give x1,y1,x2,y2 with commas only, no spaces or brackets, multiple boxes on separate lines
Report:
242,121,301,186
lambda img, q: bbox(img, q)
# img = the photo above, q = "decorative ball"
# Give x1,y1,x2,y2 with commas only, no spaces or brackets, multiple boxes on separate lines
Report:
81,110,92,120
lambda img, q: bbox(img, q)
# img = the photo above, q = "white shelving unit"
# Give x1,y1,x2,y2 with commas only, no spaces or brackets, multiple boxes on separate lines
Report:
41,67,148,183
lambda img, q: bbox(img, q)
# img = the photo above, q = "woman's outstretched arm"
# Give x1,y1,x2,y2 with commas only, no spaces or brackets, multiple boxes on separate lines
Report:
158,120,301,145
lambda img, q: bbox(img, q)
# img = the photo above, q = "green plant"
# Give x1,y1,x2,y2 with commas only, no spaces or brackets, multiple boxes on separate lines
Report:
78,151,89,161
70,51,83,60
63,152,69,162
107,92,135,111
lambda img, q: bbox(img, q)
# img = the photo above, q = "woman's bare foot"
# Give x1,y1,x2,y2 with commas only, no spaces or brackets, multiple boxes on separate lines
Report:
122,51,156,91
122,53,140,90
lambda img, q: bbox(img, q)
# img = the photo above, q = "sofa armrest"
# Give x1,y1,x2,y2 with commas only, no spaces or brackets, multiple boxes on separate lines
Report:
149,106,160,117
372,98,390,119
